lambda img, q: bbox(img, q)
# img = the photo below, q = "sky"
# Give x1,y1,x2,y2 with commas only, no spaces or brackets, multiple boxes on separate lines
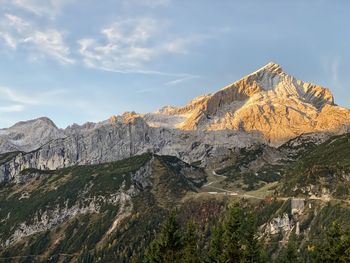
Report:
0,0,349,128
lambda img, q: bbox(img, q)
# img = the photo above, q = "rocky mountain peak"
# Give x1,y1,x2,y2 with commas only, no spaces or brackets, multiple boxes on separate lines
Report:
250,61,284,76
9,117,58,130
0,117,65,154
164,62,350,145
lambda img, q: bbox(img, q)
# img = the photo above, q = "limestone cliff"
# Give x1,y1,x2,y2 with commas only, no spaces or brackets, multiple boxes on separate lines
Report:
150,62,350,146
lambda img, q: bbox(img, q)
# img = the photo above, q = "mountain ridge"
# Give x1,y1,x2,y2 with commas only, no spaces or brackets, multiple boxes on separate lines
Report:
1,62,350,184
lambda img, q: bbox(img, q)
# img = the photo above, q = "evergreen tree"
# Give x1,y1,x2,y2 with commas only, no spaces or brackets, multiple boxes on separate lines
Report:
207,205,266,263
312,221,350,263
242,213,267,263
221,205,244,263
182,220,201,263
207,224,224,263
144,209,183,263
276,232,302,263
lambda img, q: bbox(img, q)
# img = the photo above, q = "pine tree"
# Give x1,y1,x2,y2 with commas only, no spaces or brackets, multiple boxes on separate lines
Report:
242,213,267,263
277,232,301,263
312,221,350,263
182,220,201,263
221,205,244,263
207,224,224,263
207,205,266,263
144,209,183,263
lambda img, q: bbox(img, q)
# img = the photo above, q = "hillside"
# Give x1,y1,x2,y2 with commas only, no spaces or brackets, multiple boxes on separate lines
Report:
0,153,208,261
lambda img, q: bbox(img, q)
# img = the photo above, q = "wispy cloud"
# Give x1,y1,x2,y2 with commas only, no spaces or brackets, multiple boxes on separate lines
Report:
78,17,204,79
163,35,209,55
123,0,171,8
3,0,75,19
0,86,39,105
166,75,199,86
0,86,69,115
78,18,162,72
0,104,25,113
0,14,74,64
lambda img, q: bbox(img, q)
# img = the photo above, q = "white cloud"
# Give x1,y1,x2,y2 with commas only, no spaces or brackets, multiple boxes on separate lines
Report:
78,18,204,77
163,35,210,54
123,0,170,8
0,86,39,105
0,14,74,64
3,0,75,18
0,104,25,113
322,57,341,89
78,18,159,71
166,75,199,86
0,86,69,109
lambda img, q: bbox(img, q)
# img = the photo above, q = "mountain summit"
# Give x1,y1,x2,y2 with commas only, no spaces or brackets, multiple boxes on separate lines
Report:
1,62,350,184
145,62,350,145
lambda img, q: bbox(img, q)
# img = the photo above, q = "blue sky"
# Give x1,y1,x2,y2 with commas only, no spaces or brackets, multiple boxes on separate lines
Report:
0,0,349,128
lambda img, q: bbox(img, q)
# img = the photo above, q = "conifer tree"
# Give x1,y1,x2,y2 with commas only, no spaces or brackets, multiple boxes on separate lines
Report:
242,213,267,263
182,220,201,263
144,209,182,263
221,205,244,263
207,223,224,263
312,221,350,263
276,232,301,263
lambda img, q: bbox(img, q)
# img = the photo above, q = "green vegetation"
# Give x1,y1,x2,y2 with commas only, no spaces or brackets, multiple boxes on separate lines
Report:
280,133,350,198
144,206,267,263
311,221,350,262
3,131,350,262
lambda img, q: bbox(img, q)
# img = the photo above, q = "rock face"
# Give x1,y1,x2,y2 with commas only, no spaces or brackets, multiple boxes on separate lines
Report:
0,117,65,154
0,116,261,183
1,62,350,183
0,154,206,248
148,62,350,146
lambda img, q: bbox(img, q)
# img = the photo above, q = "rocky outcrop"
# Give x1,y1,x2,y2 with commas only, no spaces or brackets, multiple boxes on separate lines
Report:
0,116,260,183
0,117,65,154
152,62,350,146
0,153,206,248
1,62,350,183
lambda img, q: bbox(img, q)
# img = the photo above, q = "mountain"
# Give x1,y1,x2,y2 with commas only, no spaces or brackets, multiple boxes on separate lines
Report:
0,117,65,154
0,154,207,261
0,114,261,184
145,62,350,145
2,133,350,262
1,62,349,185
2,62,350,262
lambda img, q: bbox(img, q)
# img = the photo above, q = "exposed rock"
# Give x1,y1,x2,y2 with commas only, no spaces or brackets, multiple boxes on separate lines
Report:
269,213,291,235
1,62,350,183
150,62,350,146
291,198,305,215
0,118,261,184
0,117,65,154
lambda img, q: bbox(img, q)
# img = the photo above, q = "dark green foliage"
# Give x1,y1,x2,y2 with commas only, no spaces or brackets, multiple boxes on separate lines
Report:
182,220,201,263
243,214,268,263
311,221,350,263
221,206,244,262
144,204,267,263
280,133,350,198
216,146,285,191
207,224,224,263
276,232,302,263
144,209,182,263
206,205,266,263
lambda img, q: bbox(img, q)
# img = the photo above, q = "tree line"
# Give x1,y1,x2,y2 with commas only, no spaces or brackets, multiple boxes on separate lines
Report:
143,206,350,263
